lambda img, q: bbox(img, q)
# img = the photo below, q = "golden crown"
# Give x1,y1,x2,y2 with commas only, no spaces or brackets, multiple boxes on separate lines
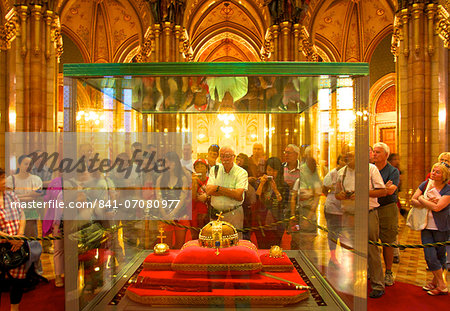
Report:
198,212,239,249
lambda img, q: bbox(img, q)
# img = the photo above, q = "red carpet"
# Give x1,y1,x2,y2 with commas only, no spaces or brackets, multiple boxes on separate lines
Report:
368,281,449,311
0,280,64,311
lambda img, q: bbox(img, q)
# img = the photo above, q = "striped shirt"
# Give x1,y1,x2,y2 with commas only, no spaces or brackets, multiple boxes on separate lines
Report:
1,191,27,279
283,160,301,189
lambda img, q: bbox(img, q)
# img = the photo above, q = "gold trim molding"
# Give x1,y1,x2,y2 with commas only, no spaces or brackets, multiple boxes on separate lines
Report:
261,24,318,61
138,25,193,62
51,15,63,60
0,9,18,50
391,16,401,60
298,26,318,62
436,4,450,48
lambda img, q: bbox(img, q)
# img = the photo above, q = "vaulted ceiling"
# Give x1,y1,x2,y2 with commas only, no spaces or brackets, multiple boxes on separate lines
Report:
59,0,149,63
305,0,396,61
185,0,269,62
1,0,401,63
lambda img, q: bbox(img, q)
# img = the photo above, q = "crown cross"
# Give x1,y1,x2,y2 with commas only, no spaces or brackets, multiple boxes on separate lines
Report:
216,212,224,221
157,228,166,244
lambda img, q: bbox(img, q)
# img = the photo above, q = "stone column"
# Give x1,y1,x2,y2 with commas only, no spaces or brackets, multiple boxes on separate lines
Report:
0,3,61,132
137,23,192,63
393,2,449,192
261,21,318,156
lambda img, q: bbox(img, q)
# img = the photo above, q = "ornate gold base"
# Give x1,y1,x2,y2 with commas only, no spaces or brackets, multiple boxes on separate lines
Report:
126,288,309,306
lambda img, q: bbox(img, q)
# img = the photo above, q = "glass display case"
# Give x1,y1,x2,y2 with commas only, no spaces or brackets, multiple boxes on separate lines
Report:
62,62,370,311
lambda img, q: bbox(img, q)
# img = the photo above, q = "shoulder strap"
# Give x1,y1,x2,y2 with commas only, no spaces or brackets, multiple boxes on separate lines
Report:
341,166,348,192
12,175,15,191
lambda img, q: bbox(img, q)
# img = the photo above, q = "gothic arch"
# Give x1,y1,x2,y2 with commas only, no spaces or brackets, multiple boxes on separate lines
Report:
60,0,145,63
114,34,140,62
313,33,340,62
185,0,268,35
186,0,266,62
369,73,396,146
61,25,91,63
363,25,393,62
307,0,395,62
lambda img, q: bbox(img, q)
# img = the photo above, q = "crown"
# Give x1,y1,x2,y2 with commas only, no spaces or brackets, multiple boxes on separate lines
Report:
198,212,239,251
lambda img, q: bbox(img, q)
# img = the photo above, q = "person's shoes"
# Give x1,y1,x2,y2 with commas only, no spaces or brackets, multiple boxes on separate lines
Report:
422,282,437,291
427,287,448,296
393,256,400,264
384,271,395,286
55,276,64,288
369,289,385,298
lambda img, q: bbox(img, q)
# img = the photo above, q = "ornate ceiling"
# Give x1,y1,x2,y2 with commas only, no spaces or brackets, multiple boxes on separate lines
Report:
306,0,395,62
186,0,268,62
59,0,149,63
1,0,402,63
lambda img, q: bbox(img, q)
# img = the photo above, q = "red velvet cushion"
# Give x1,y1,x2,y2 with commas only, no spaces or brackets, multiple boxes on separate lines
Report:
126,270,309,305
143,250,179,270
259,250,293,272
172,240,261,274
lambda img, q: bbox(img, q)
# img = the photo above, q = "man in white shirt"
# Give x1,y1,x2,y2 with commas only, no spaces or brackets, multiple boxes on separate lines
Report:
180,143,193,172
336,151,387,298
205,146,248,231
283,144,301,189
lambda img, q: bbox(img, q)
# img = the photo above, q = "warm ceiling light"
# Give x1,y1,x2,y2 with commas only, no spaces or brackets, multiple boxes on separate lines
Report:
218,113,235,125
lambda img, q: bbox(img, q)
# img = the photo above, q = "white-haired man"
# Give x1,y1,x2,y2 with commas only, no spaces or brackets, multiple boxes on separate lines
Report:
180,143,193,172
373,142,400,287
205,146,248,231
283,144,301,189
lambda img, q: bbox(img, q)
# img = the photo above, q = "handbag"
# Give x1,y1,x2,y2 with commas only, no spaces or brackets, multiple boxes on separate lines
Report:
406,206,428,231
406,180,432,231
0,241,30,272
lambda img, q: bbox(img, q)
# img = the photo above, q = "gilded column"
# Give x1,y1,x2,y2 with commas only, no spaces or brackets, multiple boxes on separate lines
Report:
394,2,449,192
293,24,300,61
0,9,19,168
280,21,291,61
163,22,172,62
1,3,61,135
271,25,279,61
174,25,181,62
30,5,43,132
154,24,161,62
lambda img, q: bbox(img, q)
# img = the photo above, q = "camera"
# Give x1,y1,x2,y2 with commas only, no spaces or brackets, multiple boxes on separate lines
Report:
267,176,273,180
345,191,355,198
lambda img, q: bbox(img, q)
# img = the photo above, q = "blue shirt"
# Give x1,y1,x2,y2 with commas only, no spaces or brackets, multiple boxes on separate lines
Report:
419,181,450,231
378,163,400,206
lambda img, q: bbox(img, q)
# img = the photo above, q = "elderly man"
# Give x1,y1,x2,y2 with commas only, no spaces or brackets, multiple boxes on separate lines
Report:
283,144,301,189
248,143,266,178
180,143,193,172
205,146,248,231
373,142,400,287
335,151,387,298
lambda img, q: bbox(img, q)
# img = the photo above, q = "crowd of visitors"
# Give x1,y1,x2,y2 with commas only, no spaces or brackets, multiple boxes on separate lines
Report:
0,142,449,309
